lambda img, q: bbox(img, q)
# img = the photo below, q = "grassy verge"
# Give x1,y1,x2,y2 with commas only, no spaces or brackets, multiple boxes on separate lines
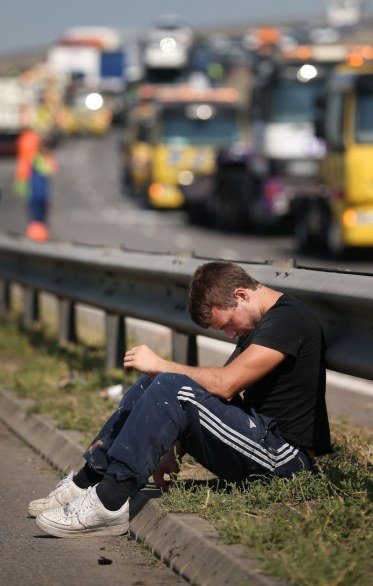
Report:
162,426,373,585
0,312,372,585
0,310,138,439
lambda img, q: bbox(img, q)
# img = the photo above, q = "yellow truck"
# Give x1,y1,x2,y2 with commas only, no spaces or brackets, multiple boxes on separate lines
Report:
121,84,249,209
60,86,113,136
294,61,373,256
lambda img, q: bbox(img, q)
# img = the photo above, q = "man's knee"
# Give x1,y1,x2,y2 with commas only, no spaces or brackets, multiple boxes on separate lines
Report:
149,373,194,404
153,372,190,387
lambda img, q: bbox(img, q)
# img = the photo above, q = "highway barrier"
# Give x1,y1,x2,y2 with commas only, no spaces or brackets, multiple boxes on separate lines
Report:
0,234,372,380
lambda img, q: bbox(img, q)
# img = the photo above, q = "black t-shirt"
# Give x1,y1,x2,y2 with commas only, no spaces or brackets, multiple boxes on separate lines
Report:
239,294,332,456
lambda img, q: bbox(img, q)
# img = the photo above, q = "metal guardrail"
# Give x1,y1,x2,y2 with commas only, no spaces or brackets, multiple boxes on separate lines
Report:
0,234,372,380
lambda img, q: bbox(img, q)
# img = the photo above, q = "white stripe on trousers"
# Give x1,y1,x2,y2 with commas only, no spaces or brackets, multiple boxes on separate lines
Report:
177,387,299,473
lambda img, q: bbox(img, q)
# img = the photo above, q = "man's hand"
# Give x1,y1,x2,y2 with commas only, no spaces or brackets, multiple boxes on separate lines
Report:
153,446,182,492
123,344,166,375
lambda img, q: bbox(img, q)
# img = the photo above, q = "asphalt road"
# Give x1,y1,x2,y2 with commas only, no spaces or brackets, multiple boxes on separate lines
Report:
0,418,187,586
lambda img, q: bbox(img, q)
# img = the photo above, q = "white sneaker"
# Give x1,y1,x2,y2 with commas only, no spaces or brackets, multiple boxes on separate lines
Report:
27,471,86,518
35,486,130,538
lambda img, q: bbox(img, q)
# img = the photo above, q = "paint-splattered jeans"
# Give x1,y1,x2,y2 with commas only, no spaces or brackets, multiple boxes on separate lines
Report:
84,373,311,491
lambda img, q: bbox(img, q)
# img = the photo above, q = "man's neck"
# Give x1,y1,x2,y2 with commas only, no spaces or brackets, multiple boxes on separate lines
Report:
258,286,283,315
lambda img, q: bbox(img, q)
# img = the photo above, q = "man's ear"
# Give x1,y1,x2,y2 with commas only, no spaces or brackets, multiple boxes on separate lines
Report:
234,288,249,301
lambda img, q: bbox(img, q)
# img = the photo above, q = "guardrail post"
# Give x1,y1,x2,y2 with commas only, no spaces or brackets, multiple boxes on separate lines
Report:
0,279,11,317
58,298,77,344
23,286,39,327
105,313,125,370
172,331,198,365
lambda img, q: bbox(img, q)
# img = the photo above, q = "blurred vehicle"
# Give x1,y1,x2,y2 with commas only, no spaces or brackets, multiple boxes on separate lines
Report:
154,14,193,42
47,43,101,88
0,77,31,155
47,26,126,125
143,35,190,70
60,87,112,135
236,42,348,231
327,0,361,28
0,76,39,155
143,14,193,71
294,61,373,256
251,48,333,225
121,99,155,194
180,141,253,229
49,26,123,78
188,39,226,85
121,84,247,210
100,88,126,125
309,27,341,44
243,27,283,57
207,35,251,69
20,65,67,147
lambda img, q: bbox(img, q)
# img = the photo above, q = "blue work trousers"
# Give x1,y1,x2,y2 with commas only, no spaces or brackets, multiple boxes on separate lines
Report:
28,199,48,223
84,373,311,491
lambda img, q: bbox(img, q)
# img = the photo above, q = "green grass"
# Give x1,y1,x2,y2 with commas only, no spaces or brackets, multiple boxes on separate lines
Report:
0,311,372,585
162,428,373,585
0,311,138,438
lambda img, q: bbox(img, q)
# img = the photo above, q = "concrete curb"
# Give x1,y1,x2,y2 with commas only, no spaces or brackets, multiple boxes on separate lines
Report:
0,388,85,472
0,386,281,586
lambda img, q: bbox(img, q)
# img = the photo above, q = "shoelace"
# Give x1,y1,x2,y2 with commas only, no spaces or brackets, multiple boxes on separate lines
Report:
63,486,93,515
51,471,74,494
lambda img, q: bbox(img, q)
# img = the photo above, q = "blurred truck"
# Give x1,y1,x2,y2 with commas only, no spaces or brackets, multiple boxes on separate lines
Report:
59,86,113,136
47,26,126,124
184,41,348,232
0,68,61,155
143,15,193,71
47,26,124,82
19,65,67,147
241,42,348,231
294,60,373,256
121,84,249,210
0,76,46,155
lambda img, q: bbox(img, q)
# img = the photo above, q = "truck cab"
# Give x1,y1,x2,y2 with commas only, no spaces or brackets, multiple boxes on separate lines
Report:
247,43,347,230
206,42,348,234
122,85,248,209
294,62,373,255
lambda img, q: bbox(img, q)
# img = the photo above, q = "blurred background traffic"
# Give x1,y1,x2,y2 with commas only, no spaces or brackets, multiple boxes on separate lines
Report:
1,0,373,273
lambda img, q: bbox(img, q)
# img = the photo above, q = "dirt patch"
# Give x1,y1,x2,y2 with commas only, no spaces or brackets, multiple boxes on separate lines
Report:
178,459,217,483
2,358,19,373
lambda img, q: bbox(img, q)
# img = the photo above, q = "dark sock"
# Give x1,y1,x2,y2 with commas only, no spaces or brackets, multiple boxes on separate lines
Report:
96,473,137,511
73,463,104,489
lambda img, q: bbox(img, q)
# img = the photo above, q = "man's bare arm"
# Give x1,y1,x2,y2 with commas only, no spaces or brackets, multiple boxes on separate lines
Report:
123,344,286,400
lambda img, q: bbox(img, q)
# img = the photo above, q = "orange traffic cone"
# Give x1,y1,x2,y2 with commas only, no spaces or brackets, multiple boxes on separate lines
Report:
26,221,49,242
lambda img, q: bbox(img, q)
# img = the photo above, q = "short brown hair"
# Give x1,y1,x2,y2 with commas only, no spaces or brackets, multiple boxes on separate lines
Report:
188,261,259,328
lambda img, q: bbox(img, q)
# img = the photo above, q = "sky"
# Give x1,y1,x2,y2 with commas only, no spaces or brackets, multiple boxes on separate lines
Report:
1,0,372,55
